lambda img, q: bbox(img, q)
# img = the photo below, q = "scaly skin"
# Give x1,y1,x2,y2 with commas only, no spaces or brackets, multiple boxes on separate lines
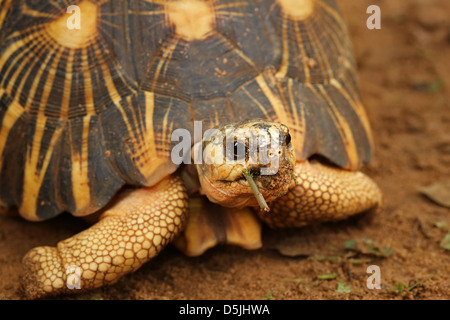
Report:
22,176,188,299
259,160,382,228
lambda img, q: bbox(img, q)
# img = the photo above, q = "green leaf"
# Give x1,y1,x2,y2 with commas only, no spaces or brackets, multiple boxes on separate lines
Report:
408,276,433,291
317,273,339,280
434,221,449,230
440,231,450,250
382,246,394,256
263,291,274,300
393,281,405,294
336,281,352,294
427,79,444,93
344,240,357,249
343,238,393,258
283,277,303,284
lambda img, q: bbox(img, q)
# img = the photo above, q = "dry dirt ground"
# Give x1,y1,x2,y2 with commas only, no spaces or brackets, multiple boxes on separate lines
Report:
0,0,449,300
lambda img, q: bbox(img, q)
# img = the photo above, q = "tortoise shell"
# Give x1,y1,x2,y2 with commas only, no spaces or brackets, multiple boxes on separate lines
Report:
0,0,373,221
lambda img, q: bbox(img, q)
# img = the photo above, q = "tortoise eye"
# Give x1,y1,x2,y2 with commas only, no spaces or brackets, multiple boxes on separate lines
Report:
285,133,291,145
234,141,246,161
227,140,246,161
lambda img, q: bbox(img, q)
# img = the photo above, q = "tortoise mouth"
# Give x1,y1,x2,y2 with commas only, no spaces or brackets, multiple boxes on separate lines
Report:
197,154,296,209
229,169,280,189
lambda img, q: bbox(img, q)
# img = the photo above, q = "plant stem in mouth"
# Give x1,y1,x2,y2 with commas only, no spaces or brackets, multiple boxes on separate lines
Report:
243,171,270,212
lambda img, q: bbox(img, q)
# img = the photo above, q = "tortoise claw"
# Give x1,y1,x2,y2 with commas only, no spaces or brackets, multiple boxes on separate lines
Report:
22,246,68,299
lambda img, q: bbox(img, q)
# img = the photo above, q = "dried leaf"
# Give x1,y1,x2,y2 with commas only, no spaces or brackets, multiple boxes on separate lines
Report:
309,255,341,262
270,245,315,258
418,181,450,208
263,228,333,258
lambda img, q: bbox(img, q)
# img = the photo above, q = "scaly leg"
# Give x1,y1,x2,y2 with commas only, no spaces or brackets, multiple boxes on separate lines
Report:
258,161,382,228
22,175,188,299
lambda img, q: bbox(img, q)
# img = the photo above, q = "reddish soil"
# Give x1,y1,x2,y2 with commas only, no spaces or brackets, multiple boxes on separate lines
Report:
1,0,449,300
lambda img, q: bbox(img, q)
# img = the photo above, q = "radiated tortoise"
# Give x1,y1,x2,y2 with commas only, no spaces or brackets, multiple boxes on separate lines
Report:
0,0,381,298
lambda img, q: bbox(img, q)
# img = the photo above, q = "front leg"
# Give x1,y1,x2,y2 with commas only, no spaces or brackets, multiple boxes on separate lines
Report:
22,175,188,299
258,161,382,228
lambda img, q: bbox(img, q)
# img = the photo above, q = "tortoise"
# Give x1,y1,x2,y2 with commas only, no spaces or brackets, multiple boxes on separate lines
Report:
0,0,382,298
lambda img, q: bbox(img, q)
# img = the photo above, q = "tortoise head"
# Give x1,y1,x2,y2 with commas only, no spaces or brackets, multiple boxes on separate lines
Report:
195,119,296,210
